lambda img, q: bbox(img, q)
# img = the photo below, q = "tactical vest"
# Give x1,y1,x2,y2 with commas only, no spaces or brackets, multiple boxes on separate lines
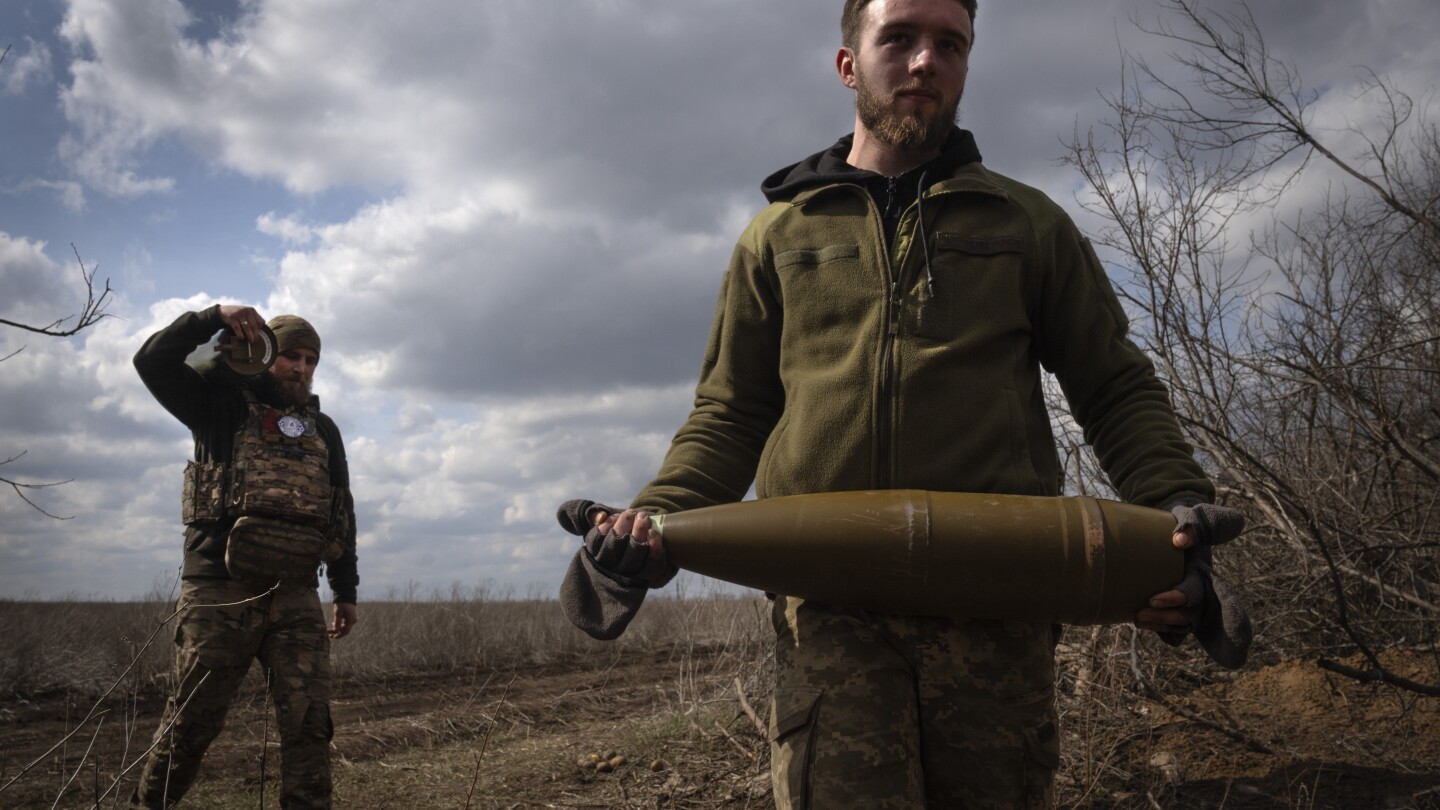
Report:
182,390,350,585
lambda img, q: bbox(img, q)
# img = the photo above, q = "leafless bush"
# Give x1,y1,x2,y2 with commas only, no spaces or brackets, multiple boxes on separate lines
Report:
0,580,771,702
1059,0,1439,694
0,600,174,700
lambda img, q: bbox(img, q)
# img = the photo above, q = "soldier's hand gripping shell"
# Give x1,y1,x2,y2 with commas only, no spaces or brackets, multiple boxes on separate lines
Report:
1161,501,1253,669
592,509,677,589
556,499,676,641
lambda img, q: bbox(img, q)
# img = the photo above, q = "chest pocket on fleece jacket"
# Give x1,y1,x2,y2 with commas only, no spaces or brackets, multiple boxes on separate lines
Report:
906,233,1027,343
772,244,869,352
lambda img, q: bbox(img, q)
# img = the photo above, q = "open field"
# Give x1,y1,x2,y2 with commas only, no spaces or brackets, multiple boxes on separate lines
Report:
2,595,1438,809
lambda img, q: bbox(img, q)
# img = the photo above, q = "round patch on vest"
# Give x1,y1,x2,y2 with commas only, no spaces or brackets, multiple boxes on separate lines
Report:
277,414,306,438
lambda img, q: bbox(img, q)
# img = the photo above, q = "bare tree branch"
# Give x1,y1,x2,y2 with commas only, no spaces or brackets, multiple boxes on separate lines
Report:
1316,659,1440,697
0,245,115,337
1137,0,1440,238
1,246,115,517
0,451,74,520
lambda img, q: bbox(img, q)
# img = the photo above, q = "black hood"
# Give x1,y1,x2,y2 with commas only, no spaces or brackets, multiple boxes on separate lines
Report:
761,127,983,204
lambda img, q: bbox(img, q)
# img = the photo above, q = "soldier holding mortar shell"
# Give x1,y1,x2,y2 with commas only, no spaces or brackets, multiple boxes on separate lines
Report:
559,1,1250,807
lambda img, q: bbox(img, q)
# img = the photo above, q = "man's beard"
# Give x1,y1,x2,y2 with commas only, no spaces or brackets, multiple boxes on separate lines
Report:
254,372,312,408
855,68,959,154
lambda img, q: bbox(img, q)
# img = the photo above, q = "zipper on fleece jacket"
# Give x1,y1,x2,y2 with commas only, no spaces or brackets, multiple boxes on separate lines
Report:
874,179,957,489
812,178,941,490
874,193,925,490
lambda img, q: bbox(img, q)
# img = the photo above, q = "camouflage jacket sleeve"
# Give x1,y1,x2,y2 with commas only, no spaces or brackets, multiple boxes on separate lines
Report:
318,413,359,604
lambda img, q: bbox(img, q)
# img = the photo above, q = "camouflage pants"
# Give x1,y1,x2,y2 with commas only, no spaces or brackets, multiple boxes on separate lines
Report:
133,578,333,809
768,596,1059,810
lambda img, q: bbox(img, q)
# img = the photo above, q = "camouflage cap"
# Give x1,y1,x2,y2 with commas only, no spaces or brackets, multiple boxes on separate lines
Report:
266,314,321,357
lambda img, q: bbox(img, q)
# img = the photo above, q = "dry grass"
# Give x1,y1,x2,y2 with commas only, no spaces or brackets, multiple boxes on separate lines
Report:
0,575,771,698
2,587,1436,809
0,581,777,808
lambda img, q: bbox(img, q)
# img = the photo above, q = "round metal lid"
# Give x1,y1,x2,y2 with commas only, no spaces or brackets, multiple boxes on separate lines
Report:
216,324,278,376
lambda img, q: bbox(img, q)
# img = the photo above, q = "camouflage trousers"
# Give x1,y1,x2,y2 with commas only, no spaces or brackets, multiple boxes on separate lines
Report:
768,596,1059,810
132,578,334,809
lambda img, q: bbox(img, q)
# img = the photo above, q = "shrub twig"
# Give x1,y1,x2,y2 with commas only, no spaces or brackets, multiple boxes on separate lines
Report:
1317,658,1440,697
0,585,276,798
50,715,104,809
463,672,516,810
733,677,765,737
94,671,214,807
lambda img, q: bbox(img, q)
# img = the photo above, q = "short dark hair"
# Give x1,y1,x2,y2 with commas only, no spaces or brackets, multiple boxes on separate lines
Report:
841,0,977,51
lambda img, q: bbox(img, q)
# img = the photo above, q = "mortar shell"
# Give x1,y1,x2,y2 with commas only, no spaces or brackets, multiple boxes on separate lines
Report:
650,490,1182,625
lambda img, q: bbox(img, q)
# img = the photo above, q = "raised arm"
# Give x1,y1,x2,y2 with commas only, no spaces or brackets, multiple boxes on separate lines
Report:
133,304,266,429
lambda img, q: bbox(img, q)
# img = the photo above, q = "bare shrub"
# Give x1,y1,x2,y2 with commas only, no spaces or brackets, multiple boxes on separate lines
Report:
1033,3,1440,802
1060,0,1439,692
325,578,770,685
0,599,174,700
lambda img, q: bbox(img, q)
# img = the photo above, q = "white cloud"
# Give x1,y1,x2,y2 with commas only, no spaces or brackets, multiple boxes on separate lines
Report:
1,279,697,598
252,186,735,401
52,0,839,213
6,0,1439,599
10,179,87,212
256,211,316,246
0,38,53,96
0,232,74,322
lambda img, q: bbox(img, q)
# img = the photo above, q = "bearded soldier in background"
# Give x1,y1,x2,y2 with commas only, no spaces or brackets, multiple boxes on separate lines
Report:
131,304,358,810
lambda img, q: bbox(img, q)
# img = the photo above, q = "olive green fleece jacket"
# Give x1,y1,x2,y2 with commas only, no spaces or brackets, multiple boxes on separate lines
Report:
635,131,1212,516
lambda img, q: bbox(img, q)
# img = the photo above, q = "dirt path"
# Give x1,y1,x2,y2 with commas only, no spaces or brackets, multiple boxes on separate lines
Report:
0,645,759,808
3,646,1438,808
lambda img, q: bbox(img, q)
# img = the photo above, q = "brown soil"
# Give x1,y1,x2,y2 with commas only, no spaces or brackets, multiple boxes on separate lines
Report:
2,646,1437,809
1102,650,1440,809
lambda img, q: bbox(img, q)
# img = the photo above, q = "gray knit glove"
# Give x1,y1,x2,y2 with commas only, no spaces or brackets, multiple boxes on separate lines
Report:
1161,501,1253,669
556,499,675,641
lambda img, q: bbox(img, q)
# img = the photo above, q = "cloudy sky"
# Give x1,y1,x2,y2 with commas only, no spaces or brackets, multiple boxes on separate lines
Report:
2,0,1437,601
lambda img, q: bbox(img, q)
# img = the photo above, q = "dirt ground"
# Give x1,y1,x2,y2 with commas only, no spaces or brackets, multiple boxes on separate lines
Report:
1093,650,1440,809
2,645,1437,809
